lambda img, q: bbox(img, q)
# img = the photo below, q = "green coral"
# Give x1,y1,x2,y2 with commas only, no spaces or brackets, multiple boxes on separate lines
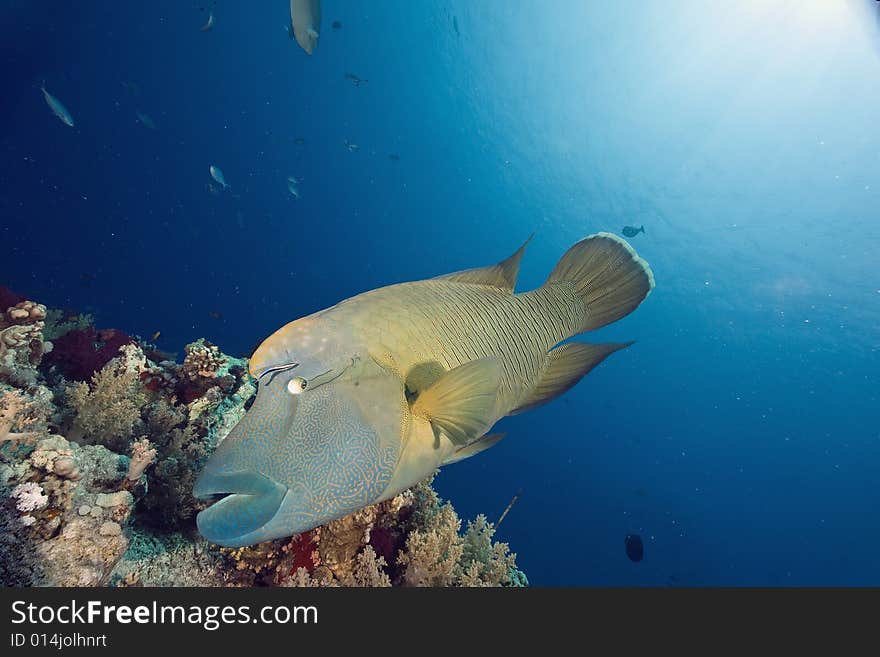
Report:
42,309,94,341
66,358,146,453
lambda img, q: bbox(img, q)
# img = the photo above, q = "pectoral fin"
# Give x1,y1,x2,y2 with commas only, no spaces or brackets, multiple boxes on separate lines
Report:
435,235,533,293
443,433,506,465
412,358,501,446
510,342,634,414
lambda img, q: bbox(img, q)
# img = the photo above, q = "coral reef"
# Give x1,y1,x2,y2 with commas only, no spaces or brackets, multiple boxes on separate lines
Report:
0,299,52,387
45,326,133,382
0,289,527,588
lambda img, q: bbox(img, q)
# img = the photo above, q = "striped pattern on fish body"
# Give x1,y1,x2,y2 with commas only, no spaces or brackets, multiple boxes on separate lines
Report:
339,279,584,417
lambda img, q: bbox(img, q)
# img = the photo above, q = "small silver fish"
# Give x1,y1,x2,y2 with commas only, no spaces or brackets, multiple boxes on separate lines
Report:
344,73,368,87
201,12,215,32
209,165,228,190
136,110,156,130
287,176,301,199
41,84,74,127
343,139,359,152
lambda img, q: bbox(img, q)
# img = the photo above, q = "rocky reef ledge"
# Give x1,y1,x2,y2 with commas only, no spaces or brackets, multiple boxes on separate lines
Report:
0,287,527,587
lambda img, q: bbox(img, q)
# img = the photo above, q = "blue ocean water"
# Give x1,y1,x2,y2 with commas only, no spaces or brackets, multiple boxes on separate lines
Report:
2,1,879,585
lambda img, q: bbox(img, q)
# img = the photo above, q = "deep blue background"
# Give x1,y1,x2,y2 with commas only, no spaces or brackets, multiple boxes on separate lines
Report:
2,1,879,585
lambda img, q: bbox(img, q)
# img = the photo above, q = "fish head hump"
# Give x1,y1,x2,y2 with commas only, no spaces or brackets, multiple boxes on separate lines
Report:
194,315,406,546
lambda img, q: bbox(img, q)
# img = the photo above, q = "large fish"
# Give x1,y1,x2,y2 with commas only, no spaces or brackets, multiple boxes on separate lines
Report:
195,233,655,546
289,0,321,55
41,84,74,127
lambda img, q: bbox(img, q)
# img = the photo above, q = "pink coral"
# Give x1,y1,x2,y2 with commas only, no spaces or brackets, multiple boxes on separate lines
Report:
126,438,157,482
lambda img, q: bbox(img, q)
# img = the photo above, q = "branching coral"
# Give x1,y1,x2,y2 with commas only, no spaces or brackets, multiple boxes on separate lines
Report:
0,390,39,442
397,503,464,587
456,515,520,587
0,300,51,387
66,359,146,452
11,482,49,513
177,339,231,403
42,309,94,342
126,438,156,482
339,546,392,587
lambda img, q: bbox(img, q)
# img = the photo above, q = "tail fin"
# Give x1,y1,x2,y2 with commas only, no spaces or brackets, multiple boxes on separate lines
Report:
640,225,645,234
545,232,654,333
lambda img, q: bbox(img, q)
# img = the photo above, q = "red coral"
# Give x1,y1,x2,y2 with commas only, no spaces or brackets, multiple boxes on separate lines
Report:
0,286,26,311
368,525,403,566
277,531,318,582
44,327,133,381
139,370,165,393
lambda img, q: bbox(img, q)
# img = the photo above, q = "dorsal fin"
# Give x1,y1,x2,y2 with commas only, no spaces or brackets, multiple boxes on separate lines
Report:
435,235,533,293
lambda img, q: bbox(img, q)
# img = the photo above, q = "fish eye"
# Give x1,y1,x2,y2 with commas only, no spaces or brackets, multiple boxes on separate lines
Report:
287,377,308,395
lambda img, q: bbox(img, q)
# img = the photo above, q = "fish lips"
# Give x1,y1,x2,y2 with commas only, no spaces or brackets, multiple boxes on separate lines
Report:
194,470,288,547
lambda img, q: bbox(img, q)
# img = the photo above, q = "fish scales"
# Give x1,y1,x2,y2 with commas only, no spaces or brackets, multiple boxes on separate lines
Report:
345,279,583,411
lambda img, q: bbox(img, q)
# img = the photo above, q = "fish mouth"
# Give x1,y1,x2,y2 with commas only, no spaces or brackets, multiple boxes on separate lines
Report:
194,470,288,547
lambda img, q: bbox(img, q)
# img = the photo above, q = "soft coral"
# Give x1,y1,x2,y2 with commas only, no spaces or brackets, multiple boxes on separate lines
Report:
44,327,133,381
0,286,26,311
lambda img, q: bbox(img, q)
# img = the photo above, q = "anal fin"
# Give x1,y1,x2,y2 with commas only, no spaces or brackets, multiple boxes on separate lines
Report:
442,433,506,465
510,342,633,414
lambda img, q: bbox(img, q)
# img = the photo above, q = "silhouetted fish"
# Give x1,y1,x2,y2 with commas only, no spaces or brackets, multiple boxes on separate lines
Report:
388,154,401,161
625,534,644,562
294,137,306,145
209,310,223,320
332,20,342,30
135,110,157,130
622,225,645,238
344,72,368,86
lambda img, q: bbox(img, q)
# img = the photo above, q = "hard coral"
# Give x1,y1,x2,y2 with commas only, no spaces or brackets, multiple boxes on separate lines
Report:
0,300,51,387
177,339,231,403
1,434,131,586
0,389,40,442
45,327,132,382
126,438,156,482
